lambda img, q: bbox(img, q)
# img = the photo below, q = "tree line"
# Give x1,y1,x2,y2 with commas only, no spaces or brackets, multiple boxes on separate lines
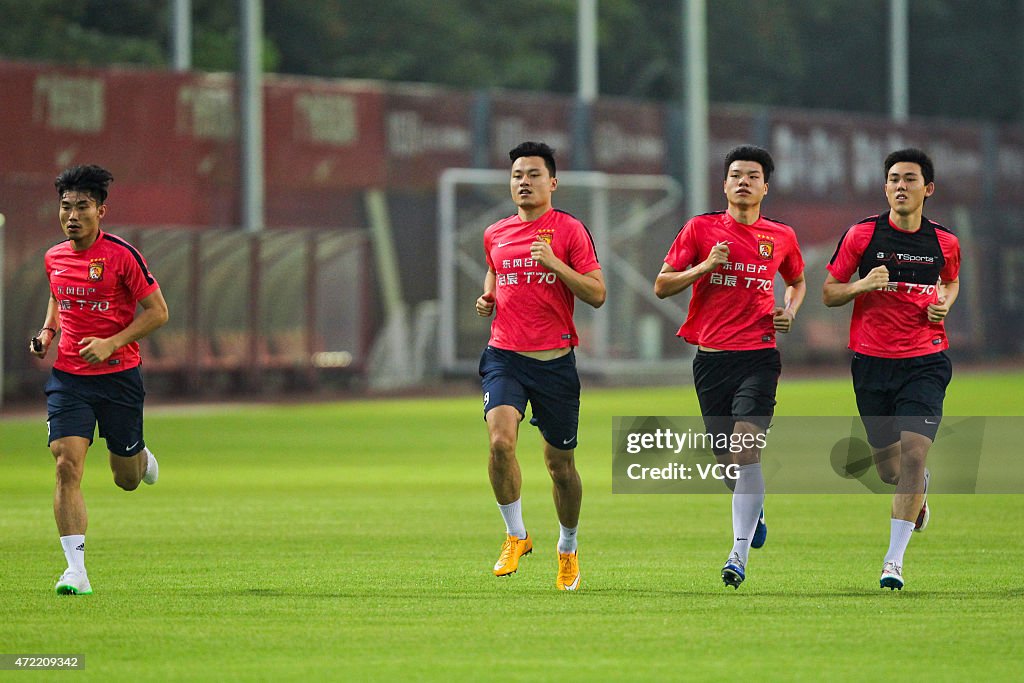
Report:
2,0,1020,123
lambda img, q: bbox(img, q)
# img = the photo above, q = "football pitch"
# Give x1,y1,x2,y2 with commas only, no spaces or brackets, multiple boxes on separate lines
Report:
2,371,1022,681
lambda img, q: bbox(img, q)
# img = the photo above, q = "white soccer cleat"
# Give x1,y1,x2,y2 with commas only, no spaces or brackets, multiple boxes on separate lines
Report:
722,553,745,589
880,561,904,590
914,469,929,532
143,449,159,485
914,501,930,533
55,568,93,596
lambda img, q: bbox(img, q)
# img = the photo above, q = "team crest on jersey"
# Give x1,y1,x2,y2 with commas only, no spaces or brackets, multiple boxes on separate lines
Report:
756,236,774,260
88,258,105,281
536,227,555,244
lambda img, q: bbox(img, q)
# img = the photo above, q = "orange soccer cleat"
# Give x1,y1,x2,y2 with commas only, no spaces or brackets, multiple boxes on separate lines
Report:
556,550,581,591
493,533,532,576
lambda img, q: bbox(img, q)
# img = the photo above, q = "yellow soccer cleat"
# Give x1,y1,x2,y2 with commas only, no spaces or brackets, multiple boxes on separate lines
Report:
556,550,581,591
493,533,532,576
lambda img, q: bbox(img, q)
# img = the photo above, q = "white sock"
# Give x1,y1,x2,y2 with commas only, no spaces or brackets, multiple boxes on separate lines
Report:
730,463,765,565
60,534,87,574
884,519,915,566
497,498,526,539
557,523,578,554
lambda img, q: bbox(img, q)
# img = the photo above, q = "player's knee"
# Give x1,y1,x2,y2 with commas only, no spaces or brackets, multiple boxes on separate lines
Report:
902,445,929,464
489,436,516,462
734,446,761,466
545,456,576,484
489,433,517,461
877,469,901,485
899,444,928,472
53,456,83,487
899,456,926,480
113,474,141,491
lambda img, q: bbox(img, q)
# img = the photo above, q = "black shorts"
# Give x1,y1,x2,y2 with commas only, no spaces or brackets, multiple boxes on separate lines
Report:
44,367,147,457
852,351,952,448
479,346,581,450
692,348,781,455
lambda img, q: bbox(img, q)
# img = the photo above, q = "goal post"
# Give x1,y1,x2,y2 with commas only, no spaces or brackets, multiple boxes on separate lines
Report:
438,169,696,382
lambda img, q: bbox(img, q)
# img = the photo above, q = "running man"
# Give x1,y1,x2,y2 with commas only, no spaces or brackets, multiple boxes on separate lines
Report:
476,141,605,591
30,164,168,595
655,145,806,589
824,148,960,590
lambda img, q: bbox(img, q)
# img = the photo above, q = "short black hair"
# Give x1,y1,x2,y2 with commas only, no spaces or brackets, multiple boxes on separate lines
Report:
724,145,774,182
55,164,114,205
509,141,557,177
884,148,934,185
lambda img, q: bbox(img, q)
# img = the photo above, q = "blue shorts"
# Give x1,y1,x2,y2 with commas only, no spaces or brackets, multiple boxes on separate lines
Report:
45,367,147,457
852,351,952,448
479,346,581,450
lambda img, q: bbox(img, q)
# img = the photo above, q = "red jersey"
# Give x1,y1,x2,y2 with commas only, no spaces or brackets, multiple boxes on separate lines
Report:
484,208,600,351
45,231,160,375
664,211,804,350
827,213,960,359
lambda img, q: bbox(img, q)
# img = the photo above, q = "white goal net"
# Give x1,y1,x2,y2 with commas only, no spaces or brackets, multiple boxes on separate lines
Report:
438,169,697,382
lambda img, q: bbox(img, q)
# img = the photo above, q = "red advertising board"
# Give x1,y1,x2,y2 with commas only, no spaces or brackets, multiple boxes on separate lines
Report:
263,75,386,191
591,97,667,176
765,107,986,206
3,60,1023,266
486,91,577,169
383,83,476,188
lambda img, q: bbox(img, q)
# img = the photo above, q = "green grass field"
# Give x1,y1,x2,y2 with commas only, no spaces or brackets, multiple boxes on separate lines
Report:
2,372,1022,681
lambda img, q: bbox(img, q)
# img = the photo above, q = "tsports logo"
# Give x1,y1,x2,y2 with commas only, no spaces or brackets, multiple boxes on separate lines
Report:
876,251,936,264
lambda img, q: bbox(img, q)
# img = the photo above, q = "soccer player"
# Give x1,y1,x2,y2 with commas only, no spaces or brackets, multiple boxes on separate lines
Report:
475,141,605,591
29,164,169,596
654,145,806,589
823,148,960,591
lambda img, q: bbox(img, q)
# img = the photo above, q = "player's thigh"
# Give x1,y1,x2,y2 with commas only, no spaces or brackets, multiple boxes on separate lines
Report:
692,350,739,447
45,370,98,449
731,419,767,465
524,352,581,451
93,369,147,457
542,440,577,481
480,346,528,421
894,352,951,442
730,350,781,465
108,448,146,482
731,348,781,432
49,437,91,484
852,353,899,449
871,442,902,484
485,405,524,456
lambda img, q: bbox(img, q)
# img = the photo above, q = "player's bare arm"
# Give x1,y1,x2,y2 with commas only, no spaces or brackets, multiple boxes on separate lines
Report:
927,278,959,322
530,240,606,308
654,242,729,299
773,272,806,333
29,294,61,358
78,287,169,365
822,266,890,307
476,268,497,317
